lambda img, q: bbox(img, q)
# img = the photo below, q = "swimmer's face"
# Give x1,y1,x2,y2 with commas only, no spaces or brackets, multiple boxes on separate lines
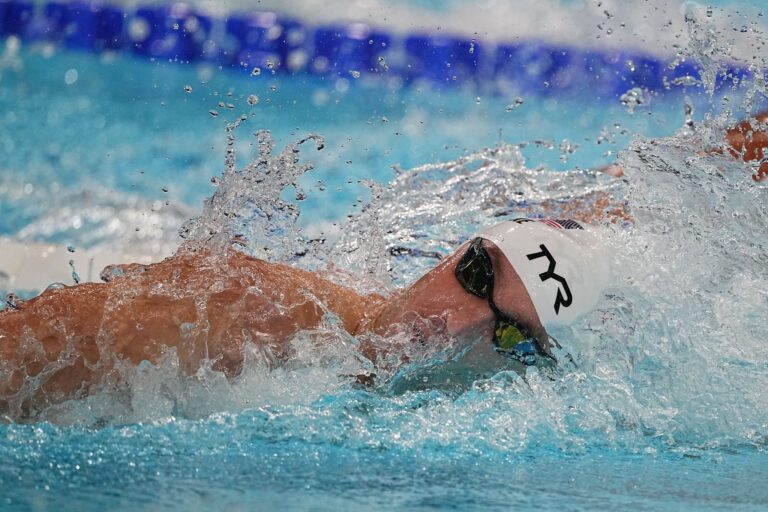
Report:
370,241,546,358
453,239,549,351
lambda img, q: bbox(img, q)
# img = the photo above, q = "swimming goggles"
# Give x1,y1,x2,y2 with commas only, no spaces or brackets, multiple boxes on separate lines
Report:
454,237,556,368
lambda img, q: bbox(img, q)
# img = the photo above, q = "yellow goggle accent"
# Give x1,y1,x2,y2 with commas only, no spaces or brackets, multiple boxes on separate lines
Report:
494,320,528,351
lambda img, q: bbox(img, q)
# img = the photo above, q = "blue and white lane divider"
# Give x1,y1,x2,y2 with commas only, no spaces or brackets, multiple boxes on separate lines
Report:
0,0,749,95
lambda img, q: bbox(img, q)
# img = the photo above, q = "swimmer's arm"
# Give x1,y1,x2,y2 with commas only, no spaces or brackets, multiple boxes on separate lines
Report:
0,250,385,409
723,111,768,181
598,111,768,182
546,111,768,224
0,255,218,411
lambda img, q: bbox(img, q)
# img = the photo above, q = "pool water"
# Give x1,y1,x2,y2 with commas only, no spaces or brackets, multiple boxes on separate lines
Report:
0,44,692,240
1,418,766,511
1,5,768,512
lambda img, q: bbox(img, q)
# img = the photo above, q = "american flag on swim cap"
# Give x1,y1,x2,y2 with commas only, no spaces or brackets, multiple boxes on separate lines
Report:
512,218,583,230
539,219,584,230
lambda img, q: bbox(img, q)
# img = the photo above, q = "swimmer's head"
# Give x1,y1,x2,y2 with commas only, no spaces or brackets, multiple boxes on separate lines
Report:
476,219,610,329
454,218,610,367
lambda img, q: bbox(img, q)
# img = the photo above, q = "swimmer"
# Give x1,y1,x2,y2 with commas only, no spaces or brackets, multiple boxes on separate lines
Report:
1,112,766,416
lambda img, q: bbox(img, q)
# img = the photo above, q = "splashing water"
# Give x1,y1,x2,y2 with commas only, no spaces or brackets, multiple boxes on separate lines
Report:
178,118,325,265
620,87,652,114
7,98,765,455
0,9,766,469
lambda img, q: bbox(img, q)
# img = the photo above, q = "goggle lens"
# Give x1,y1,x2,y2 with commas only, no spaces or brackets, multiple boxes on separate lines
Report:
454,241,492,299
494,319,528,350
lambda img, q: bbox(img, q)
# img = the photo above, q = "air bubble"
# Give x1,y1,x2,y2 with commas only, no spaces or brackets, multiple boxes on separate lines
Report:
184,84,192,93
247,95,259,105
251,67,261,76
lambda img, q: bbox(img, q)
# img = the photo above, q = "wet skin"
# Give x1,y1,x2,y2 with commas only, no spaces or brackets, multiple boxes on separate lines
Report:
1,112,766,415
0,241,538,416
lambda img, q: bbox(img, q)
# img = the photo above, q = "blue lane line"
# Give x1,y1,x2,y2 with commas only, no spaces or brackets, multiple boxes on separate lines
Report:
0,0,750,96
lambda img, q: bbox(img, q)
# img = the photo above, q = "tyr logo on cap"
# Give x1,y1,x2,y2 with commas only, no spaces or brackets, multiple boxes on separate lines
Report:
526,244,572,314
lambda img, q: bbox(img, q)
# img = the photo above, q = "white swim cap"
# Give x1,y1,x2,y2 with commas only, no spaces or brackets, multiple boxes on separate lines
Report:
477,219,610,327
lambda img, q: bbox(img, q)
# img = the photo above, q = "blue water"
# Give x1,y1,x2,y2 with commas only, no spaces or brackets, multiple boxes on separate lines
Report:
2,12,768,512
0,47,691,234
1,417,766,511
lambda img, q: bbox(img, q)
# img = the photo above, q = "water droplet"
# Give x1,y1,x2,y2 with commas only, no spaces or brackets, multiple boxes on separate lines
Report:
672,75,699,86
64,68,78,85
247,94,259,105
69,260,80,285
184,84,192,93
505,97,524,111
269,84,277,91
66,245,75,253
162,186,169,193
209,109,219,117
4,293,23,310
251,67,261,76
619,87,651,114
349,70,361,78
